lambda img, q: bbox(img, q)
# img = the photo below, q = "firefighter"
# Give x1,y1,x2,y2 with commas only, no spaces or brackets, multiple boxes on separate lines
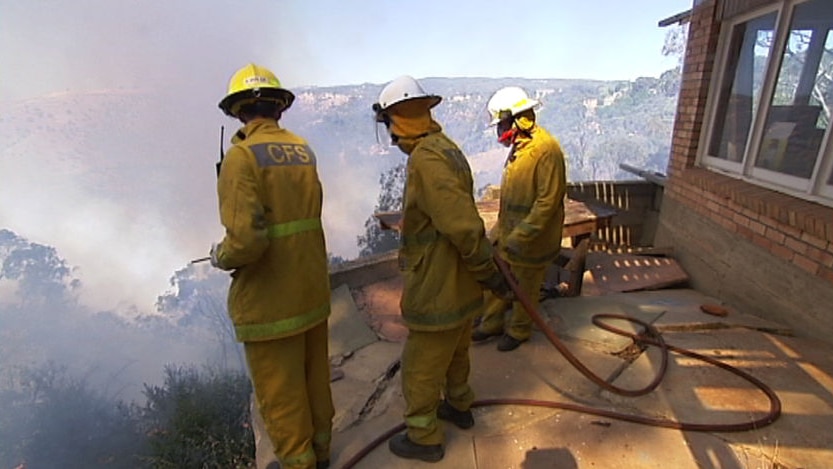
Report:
210,63,334,469
471,86,567,352
372,75,513,462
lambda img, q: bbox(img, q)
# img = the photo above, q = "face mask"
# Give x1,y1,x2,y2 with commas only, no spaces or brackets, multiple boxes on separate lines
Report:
497,128,517,146
496,119,515,147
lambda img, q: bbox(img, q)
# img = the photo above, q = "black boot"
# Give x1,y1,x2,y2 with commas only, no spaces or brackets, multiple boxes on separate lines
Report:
437,399,474,429
497,334,524,352
388,433,444,462
471,328,502,342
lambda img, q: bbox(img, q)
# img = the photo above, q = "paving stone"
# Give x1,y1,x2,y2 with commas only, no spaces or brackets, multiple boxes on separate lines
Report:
329,284,378,359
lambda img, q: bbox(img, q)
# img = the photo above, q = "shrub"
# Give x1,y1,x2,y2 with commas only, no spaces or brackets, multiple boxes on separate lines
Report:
140,365,254,469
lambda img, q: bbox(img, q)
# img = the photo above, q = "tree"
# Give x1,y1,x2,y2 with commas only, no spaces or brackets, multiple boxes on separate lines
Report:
756,26,833,127
0,229,80,308
356,161,406,257
154,265,243,371
663,23,689,70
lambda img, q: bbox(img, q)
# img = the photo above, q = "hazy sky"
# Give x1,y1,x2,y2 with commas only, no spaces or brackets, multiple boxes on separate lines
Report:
1,0,692,100
0,0,692,314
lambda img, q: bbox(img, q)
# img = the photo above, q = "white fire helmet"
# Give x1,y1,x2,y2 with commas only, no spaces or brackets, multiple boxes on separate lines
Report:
486,86,540,126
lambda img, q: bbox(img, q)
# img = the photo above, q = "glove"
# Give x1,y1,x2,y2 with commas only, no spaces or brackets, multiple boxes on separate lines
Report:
209,242,222,269
481,270,515,302
504,233,522,257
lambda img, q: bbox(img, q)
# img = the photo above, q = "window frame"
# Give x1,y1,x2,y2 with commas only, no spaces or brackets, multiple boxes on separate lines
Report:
698,0,833,207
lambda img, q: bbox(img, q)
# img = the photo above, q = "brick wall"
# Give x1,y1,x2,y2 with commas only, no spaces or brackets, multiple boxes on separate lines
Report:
661,0,833,339
664,0,833,289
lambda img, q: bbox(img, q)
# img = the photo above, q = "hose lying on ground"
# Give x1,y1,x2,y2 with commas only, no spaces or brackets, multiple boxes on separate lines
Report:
337,255,782,469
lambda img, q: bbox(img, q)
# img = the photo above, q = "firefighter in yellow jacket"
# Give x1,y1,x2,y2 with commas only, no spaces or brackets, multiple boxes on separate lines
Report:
210,63,333,469
472,86,567,352
373,75,513,463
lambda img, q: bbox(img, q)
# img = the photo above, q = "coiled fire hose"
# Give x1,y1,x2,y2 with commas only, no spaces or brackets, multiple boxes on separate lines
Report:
338,254,781,468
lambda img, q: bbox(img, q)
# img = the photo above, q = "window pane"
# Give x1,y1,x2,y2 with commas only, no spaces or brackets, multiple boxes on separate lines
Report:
755,0,833,179
709,13,778,162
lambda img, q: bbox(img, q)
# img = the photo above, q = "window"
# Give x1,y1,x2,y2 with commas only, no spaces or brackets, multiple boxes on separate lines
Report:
702,0,833,203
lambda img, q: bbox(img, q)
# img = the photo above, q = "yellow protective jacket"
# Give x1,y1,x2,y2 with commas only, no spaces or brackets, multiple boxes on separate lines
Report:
497,125,567,267
215,118,330,342
398,129,500,331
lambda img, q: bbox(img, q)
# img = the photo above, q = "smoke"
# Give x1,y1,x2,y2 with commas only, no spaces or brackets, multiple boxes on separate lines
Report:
0,0,342,314
0,0,320,101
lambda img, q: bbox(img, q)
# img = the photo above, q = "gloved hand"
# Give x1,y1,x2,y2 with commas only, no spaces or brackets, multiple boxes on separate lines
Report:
481,269,515,302
209,242,223,269
504,233,522,257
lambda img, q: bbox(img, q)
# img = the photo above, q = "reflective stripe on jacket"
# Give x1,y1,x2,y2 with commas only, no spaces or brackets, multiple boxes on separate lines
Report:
398,131,499,331
498,125,567,267
216,118,330,341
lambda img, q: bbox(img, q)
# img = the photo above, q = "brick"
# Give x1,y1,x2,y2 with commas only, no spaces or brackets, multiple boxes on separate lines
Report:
748,219,767,236
752,234,771,250
737,225,754,240
717,215,735,232
765,226,786,245
801,231,828,251
732,211,750,227
770,243,794,262
785,236,808,256
776,223,801,238
821,250,833,269
806,245,827,263
741,206,760,221
794,254,820,275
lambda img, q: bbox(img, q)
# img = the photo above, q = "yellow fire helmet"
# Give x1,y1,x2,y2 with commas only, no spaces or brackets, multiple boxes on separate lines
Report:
218,63,295,118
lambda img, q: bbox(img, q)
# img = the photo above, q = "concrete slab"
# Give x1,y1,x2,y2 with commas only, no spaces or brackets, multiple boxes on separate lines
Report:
610,289,796,335
474,411,708,469
540,295,664,353
329,284,379,359
607,328,833,469
331,340,402,432
471,332,626,403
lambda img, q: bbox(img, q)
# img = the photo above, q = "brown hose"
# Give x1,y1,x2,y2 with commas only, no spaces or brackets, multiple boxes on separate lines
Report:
337,255,781,469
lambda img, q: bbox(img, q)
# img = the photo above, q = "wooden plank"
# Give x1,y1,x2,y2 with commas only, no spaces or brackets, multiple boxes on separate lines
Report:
374,198,616,239
583,252,689,295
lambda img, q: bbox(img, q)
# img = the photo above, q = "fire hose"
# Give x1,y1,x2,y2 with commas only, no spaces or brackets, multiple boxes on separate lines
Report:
337,254,781,469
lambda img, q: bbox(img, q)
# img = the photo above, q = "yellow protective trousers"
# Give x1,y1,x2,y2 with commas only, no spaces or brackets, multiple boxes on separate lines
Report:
244,321,334,469
401,317,476,445
479,264,547,341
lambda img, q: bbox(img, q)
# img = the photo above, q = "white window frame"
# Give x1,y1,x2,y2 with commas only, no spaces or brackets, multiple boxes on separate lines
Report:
698,0,833,207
